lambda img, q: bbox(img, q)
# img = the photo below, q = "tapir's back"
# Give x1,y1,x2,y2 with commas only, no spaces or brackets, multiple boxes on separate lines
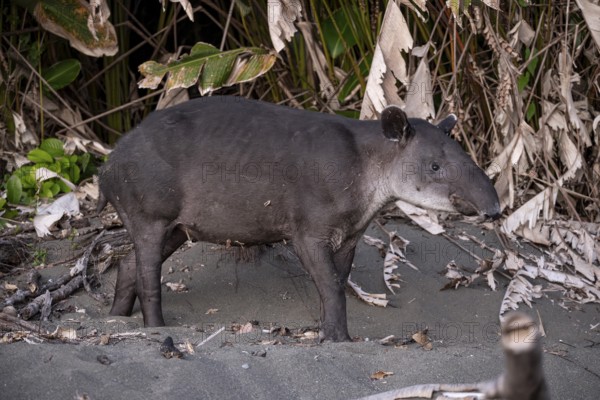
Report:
99,97,373,243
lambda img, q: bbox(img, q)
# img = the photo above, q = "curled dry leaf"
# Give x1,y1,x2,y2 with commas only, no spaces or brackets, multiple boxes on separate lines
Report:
347,276,388,307
33,0,118,57
360,0,412,119
160,336,184,359
412,330,433,350
576,0,600,52
51,326,78,341
205,308,219,315
165,282,188,292
3,283,18,292
381,231,414,294
363,235,387,256
33,192,80,237
239,322,254,334
504,250,524,273
395,200,444,235
443,261,479,290
184,339,195,354
370,370,394,380
297,22,340,109
499,273,543,320
162,0,194,22
398,0,427,21
403,57,435,120
268,0,302,52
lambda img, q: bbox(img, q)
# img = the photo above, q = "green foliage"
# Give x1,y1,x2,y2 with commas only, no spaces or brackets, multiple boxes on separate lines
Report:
138,43,276,95
322,6,360,59
42,59,81,91
32,247,47,267
3,139,97,206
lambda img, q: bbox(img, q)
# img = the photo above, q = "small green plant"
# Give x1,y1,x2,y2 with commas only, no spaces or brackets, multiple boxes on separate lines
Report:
3,138,96,207
32,247,47,267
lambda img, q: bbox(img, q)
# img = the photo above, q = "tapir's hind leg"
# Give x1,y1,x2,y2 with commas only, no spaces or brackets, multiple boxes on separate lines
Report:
110,225,187,321
109,251,137,317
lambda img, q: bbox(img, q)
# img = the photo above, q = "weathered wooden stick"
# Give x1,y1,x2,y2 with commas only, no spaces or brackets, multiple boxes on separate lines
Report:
1,269,42,308
492,312,550,400
355,312,549,400
0,312,49,333
20,276,84,320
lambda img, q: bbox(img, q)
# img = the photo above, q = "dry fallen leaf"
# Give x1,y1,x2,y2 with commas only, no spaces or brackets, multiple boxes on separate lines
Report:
370,370,394,380
347,276,389,307
184,339,195,354
412,330,433,350
99,334,110,345
239,322,254,334
52,326,78,341
360,0,412,119
165,282,188,292
499,272,543,319
268,0,302,52
3,283,18,291
205,308,219,315
443,261,479,290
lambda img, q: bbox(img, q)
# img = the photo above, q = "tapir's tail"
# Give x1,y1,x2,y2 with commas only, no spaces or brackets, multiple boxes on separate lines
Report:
96,191,108,214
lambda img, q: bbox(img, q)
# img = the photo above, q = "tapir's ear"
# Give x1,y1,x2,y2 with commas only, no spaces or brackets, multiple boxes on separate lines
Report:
437,114,457,135
381,105,413,142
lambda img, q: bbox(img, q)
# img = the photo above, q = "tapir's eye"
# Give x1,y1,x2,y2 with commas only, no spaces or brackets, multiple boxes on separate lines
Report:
431,162,440,172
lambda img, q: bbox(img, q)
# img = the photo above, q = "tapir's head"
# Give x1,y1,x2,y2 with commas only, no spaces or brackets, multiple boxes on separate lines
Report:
380,105,501,220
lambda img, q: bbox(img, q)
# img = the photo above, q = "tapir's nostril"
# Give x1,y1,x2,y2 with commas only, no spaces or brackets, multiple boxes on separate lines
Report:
485,211,502,221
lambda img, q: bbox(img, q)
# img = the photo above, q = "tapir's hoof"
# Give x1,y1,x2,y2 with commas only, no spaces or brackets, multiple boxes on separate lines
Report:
143,315,166,328
319,328,352,342
109,305,133,317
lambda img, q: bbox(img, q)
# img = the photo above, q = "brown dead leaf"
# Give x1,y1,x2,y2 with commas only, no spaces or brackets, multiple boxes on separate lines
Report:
412,330,433,350
205,308,219,315
370,370,394,380
3,283,18,292
99,334,110,345
442,261,479,290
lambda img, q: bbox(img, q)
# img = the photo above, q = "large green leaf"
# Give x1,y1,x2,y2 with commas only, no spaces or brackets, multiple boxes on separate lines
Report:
42,59,81,90
138,42,277,95
39,138,65,158
6,175,23,204
322,7,360,59
33,0,118,57
27,148,54,164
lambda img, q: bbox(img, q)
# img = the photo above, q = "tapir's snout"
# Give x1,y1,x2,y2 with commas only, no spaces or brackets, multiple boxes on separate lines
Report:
450,192,501,220
449,162,502,222
485,206,502,221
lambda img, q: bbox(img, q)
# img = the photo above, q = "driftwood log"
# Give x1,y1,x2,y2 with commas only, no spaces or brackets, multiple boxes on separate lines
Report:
356,312,549,400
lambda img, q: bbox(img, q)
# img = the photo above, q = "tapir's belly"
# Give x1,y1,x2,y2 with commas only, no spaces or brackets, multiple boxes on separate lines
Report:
175,193,293,246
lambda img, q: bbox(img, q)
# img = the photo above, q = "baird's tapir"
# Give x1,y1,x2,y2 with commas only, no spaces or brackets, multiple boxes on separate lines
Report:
97,96,501,341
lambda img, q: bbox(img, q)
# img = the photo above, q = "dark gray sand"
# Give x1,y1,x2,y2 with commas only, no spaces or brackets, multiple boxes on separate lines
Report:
1,220,599,399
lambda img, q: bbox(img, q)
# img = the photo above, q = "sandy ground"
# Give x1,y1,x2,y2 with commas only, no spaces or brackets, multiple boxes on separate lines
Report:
1,219,599,399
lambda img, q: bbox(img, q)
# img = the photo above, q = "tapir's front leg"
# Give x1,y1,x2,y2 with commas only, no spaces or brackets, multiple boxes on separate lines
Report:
294,236,351,342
